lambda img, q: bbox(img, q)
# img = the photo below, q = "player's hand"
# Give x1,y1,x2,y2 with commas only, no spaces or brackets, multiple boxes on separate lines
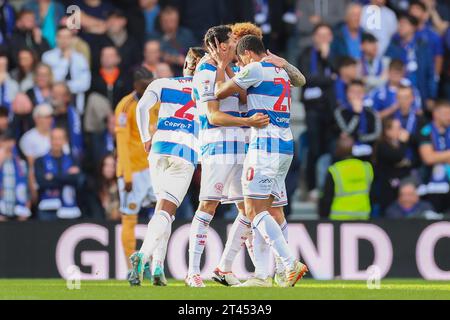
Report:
124,182,133,193
207,37,233,69
68,166,80,174
399,129,410,143
144,140,152,153
247,113,270,128
261,50,287,69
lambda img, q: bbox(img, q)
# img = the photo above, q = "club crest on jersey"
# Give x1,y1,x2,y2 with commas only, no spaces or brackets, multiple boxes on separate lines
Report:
246,167,255,181
128,203,137,210
202,80,211,92
238,69,249,79
118,113,127,127
214,183,224,194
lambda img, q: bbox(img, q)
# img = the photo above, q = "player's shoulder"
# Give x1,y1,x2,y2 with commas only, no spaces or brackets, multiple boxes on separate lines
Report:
196,61,217,73
115,93,136,114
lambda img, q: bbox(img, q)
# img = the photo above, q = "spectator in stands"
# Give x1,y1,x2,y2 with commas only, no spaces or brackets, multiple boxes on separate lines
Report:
359,33,389,90
385,180,437,218
360,0,398,56
105,9,141,73
10,48,37,92
0,50,19,113
51,82,83,162
409,0,444,76
428,0,450,100
0,132,31,221
294,0,352,55
0,0,15,46
139,0,160,40
393,85,426,164
142,39,162,73
26,62,53,107
418,100,450,213
96,154,120,220
23,0,65,48
319,134,373,219
334,80,381,160
386,14,437,112
73,0,115,71
368,59,422,118
34,127,82,221
299,23,336,195
9,9,50,68
42,27,91,114
170,0,225,43
335,57,358,108
155,62,174,78
11,62,53,140
374,117,415,213
58,15,92,67
19,103,53,164
19,103,53,204
331,3,364,60
159,6,197,76
90,46,131,108
0,106,8,134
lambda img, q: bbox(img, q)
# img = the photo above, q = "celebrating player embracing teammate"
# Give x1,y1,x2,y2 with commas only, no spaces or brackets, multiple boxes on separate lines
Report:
130,24,308,288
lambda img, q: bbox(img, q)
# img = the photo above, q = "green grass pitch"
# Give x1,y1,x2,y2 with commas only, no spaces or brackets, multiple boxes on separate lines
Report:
1,279,450,300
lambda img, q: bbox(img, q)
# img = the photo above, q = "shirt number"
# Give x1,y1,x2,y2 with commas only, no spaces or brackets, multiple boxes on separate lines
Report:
174,88,195,121
273,78,291,112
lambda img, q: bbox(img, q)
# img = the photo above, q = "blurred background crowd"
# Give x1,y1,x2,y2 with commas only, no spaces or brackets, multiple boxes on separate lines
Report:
0,0,449,222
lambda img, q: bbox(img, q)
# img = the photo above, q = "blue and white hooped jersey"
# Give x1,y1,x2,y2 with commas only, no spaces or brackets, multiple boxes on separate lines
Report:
147,77,199,166
233,62,294,156
193,61,247,160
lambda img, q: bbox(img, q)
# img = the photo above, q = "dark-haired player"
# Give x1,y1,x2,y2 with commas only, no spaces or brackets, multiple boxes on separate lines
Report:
215,35,308,287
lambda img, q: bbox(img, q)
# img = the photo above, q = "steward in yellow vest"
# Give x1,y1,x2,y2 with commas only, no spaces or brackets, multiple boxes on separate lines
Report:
319,135,374,220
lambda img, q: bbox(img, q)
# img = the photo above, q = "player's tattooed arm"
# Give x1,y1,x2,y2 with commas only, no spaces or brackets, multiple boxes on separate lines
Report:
262,50,306,87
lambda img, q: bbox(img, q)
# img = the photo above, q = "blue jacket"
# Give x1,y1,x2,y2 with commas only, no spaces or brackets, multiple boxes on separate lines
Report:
385,34,437,103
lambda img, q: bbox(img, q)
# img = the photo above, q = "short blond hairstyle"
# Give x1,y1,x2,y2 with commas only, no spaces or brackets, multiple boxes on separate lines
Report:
231,22,263,40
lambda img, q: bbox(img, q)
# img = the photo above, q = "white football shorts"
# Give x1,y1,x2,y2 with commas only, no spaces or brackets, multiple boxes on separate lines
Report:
199,155,244,204
149,154,195,207
118,168,156,215
242,149,293,203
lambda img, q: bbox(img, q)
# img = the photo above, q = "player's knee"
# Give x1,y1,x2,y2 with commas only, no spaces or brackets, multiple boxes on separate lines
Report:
268,207,285,223
157,199,178,216
198,201,218,215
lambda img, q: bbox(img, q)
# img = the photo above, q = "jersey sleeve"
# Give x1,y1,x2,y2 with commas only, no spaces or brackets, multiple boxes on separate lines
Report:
136,80,162,143
195,69,216,103
232,62,263,90
418,125,433,146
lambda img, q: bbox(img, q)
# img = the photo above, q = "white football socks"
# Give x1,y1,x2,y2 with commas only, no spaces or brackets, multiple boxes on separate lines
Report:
253,227,271,279
188,211,213,275
275,219,288,273
151,215,174,273
245,230,256,265
139,210,173,264
253,211,295,270
218,214,252,272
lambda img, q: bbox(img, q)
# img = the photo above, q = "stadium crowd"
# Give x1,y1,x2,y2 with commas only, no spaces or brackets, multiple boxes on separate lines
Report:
0,0,449,221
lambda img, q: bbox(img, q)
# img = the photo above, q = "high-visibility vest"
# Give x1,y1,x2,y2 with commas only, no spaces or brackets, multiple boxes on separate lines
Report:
329,158,373,220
